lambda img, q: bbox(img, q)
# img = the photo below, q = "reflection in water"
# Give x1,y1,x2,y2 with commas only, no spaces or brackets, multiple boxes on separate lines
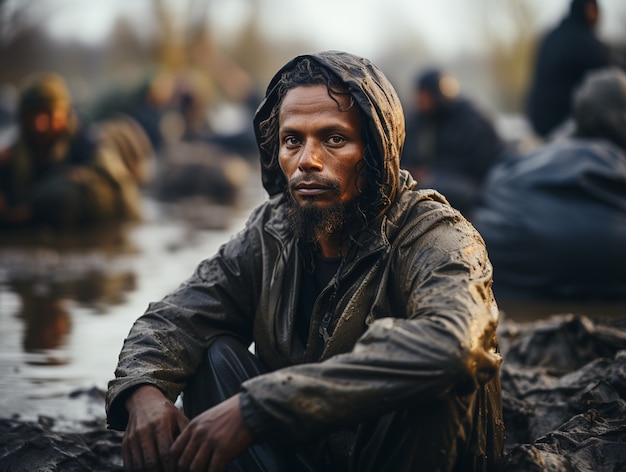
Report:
1,224,138,366
0,177,264,423
19,290,71,363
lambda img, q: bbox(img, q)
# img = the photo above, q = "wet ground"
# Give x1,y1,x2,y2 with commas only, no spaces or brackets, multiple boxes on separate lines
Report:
0,169,625,471
0,168,266,428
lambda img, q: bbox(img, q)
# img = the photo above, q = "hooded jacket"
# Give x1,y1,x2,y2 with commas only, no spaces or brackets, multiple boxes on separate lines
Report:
106,51,503,469
0,73,145,228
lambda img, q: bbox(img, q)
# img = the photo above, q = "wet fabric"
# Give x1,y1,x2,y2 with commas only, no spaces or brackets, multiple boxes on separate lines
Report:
472,137,626,300
185,336,500,472
183,336,310,472
107,51,504,471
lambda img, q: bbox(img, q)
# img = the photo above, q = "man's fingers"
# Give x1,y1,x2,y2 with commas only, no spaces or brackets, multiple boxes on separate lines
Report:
207,449,228,472
121,437,135,472
174,429,207,472
139,433,161,471
154,425,175,471
190,447,215,472
168,426,186,461
123,429,162,472
122,434,146,472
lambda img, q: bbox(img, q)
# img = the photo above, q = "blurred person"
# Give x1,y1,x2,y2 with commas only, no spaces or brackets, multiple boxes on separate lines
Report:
149,79,252,211
0,83,18,173
525,0,611,139
0,83,17,142
0,72,151,229
90,72,176,156
107,51,504,472
401,68,506,217
473,67,626,300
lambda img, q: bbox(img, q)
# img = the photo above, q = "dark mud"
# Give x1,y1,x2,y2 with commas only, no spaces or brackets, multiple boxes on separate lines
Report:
498,314,626,471
1,313,625,472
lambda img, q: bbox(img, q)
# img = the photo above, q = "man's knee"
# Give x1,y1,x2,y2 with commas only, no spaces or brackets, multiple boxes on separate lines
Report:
204,336,264,376
183,336,267,417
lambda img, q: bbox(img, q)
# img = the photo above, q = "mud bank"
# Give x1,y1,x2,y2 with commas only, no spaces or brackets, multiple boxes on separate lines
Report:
1,313,625,472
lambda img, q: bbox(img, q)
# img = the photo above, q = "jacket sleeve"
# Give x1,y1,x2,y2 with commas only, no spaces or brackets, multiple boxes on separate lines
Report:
105,205,265,430
240,203,501,441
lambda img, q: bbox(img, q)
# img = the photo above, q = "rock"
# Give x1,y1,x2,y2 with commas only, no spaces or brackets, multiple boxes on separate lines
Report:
0,417,123,472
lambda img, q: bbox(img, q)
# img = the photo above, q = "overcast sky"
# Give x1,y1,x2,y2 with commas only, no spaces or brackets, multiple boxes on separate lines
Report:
32,0,626,61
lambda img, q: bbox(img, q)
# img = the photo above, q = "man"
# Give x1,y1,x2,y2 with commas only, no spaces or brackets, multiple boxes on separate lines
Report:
473,67,626,301
0,72,148,229
525,0,611,138
107,51,504,471
401,68,506,217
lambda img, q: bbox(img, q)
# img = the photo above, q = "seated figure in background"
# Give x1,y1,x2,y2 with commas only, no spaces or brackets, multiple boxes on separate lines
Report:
401,68,506,217
0,72,152,230
472,67,626,301
525,0,612,139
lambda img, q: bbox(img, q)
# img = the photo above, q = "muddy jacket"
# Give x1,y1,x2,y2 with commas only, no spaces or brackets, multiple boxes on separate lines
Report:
106,52,503,464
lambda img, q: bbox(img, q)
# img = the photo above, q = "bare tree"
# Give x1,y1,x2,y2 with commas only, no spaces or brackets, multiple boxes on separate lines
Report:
0,1,59,84
479,0,539,112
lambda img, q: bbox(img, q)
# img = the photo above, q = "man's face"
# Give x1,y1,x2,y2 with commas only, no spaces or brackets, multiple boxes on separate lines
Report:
278,84,365,211
586,2,599,28
416,89,436,114
23,103,70,148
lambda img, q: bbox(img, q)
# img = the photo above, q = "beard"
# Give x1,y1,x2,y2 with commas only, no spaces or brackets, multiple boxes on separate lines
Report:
285,178,363,243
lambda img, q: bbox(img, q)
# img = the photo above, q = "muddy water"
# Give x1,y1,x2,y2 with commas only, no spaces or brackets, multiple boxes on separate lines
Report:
0,173,267,427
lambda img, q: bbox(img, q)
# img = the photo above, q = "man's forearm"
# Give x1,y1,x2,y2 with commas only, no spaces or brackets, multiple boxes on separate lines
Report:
125,384,169,414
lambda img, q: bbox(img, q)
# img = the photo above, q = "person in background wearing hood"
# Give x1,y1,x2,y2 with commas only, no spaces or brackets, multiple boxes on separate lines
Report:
473,67,626,302
525,0,612,139
401,68,506,218
0,72,151,229
107,51,504,472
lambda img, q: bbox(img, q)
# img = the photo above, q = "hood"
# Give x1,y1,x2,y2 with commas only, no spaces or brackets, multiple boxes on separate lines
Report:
569,0,596,25
573,67,626,149
253,51,405,211
18,72,71,119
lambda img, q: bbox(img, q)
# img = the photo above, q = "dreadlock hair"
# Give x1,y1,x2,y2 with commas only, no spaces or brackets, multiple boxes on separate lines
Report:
258,57,388,229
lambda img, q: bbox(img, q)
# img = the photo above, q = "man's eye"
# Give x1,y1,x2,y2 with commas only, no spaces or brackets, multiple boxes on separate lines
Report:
328,135,345,145
285,136,299,146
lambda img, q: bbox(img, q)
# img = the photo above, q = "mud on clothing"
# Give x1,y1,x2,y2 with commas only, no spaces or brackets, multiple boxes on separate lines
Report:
107,51,504,471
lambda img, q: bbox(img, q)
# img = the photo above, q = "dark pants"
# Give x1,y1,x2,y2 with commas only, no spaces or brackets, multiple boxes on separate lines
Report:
183,336,503,472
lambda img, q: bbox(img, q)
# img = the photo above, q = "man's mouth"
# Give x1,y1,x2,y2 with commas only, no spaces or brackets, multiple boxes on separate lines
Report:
293,181,332,196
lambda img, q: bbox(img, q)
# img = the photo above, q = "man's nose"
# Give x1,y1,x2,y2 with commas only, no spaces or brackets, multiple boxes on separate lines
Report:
297,140,324,172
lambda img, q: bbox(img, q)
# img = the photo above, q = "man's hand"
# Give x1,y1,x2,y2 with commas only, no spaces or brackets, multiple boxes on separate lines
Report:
170,393,253,472
122,385,189,472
